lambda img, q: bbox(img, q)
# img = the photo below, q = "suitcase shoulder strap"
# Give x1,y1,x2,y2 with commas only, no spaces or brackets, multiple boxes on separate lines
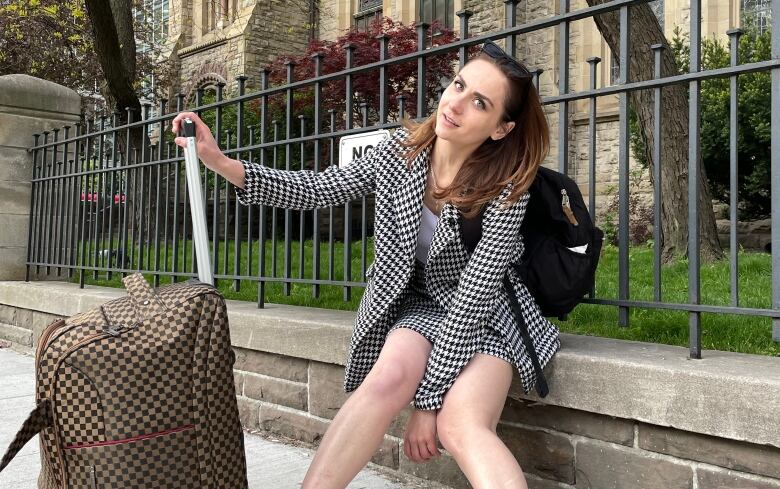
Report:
0,400,51,473
102,273,168,327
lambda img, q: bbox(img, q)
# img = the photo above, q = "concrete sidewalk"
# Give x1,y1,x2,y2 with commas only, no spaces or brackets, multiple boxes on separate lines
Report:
0,348,440,489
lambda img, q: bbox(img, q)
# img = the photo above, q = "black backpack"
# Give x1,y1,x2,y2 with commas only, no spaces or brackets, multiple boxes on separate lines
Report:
459,166,604,397
460,166,603,318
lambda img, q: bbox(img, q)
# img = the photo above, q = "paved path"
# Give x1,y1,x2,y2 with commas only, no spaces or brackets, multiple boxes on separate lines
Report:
0,348,436,489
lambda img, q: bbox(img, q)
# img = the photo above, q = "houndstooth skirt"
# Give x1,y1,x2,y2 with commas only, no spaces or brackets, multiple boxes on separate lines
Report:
389,258,515,364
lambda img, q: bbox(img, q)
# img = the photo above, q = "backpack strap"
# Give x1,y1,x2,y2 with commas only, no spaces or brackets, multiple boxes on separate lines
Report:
0,400,51,473
502,275,549,398
460,206,549,396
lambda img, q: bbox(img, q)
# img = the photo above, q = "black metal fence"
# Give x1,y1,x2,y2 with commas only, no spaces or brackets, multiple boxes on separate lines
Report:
25,0,780,356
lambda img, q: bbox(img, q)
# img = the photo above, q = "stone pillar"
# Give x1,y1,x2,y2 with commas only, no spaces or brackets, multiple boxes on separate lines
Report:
0,75,81,280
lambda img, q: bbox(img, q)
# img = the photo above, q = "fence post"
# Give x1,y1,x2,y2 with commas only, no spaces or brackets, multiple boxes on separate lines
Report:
0,75,81,281
771,0,780,342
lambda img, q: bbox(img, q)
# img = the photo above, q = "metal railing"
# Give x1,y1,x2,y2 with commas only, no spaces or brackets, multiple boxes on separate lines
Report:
25,0,780,356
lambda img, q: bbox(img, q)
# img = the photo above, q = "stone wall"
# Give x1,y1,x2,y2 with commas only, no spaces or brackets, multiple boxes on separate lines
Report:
716,218,771,251
462,0,504,36
0,75,82,281
241,1,312,89
0,302,57,351
2,280,779,489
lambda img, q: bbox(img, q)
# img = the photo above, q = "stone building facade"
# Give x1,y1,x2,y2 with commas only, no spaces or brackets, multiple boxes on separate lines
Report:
163,0,312,101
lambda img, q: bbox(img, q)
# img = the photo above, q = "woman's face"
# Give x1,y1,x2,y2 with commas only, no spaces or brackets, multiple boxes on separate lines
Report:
434,58,516,146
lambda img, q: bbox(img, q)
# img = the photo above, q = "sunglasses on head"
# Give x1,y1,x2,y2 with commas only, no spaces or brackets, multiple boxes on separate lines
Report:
481,40,533,79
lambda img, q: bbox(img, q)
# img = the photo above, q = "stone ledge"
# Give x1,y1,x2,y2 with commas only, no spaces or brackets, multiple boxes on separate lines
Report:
0,74,81,116
0,280,354,365
1,279,778,450
514,334,780,449
0,322,32,347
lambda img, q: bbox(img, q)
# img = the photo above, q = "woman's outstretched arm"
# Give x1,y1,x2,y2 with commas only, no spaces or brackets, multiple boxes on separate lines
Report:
172,111,401,210
172,111,247,188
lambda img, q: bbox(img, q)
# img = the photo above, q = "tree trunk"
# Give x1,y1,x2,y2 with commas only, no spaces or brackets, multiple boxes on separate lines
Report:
84,0,156,257
84,0,140,119
585,0,723,262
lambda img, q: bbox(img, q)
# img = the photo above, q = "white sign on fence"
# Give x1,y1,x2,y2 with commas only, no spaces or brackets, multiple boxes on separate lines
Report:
339,130,390,168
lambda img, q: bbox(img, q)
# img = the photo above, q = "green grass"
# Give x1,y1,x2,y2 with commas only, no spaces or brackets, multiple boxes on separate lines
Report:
75,237,374,311
558,245,778,357
72,239,779,357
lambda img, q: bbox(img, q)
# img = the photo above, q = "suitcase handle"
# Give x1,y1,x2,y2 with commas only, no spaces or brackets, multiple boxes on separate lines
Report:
101,273,168,328
0,400,51,473
181,119,214,286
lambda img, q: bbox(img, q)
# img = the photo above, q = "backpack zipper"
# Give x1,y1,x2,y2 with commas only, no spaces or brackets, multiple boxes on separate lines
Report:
561,189,579,226
35,319,67,365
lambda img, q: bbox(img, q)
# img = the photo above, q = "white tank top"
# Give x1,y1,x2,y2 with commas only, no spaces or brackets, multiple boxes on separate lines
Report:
415,203,439,264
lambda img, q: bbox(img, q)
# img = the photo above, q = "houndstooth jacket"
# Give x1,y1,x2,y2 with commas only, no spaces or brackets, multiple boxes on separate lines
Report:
235,128,560,410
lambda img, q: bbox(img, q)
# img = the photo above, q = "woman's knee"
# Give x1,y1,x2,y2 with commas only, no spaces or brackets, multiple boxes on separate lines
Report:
357,329,430,404
359,360,420,405
436,408,495,457
436,408,464,454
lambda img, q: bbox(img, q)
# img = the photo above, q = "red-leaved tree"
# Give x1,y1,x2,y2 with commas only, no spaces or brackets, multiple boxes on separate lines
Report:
261,17,461,128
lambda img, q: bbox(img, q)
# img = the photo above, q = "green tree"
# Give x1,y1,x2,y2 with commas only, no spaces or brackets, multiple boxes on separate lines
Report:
696,27,770,219
0,0,101,111
586,0,723,263
1,0,175,121
632,25,771,219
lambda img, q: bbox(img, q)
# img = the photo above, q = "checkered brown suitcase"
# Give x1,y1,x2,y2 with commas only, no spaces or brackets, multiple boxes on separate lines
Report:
1,119,249,488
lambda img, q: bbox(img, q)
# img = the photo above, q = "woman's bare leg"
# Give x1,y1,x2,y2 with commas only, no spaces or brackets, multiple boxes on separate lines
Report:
301,328,432,489
436,354,527,489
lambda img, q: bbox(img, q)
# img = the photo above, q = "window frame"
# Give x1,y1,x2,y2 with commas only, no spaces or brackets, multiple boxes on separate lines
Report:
419,0,454,33
354,5,382,32
741,0,771,33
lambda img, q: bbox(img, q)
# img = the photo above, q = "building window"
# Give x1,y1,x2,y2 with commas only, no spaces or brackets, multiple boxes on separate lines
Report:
358,0,382,10
204,0,239,32
610,51,620,85
354,3,382,32
135,0,169,105
742,0,771,33
136,0,169,45
420,0,453,32
609,0,662,85
151,0,169,41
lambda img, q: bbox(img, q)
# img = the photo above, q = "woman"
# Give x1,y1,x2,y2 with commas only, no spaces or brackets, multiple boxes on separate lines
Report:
172,40,560,489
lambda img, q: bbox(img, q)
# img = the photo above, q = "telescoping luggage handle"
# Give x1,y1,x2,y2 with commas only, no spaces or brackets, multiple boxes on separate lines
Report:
181,118,214,286
104,120,213,325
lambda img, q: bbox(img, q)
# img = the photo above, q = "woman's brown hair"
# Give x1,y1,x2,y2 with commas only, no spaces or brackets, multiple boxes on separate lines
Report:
401,52,550,218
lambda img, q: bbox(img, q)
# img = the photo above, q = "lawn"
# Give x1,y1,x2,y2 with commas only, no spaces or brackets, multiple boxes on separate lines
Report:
559,245,778,357
72,239,779,357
